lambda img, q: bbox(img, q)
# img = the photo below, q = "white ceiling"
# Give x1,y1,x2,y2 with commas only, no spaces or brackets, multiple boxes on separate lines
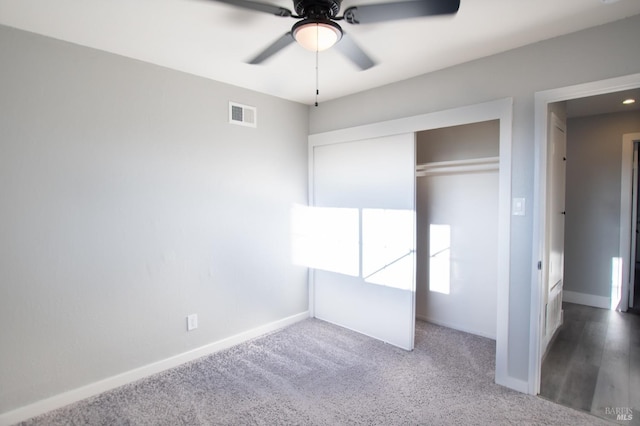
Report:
1,0,640,105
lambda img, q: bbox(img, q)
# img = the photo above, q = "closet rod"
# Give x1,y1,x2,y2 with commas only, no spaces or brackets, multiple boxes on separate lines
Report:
416,156,499,177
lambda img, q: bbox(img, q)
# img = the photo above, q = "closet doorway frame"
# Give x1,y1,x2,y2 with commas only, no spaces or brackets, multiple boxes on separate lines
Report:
308,98,518,391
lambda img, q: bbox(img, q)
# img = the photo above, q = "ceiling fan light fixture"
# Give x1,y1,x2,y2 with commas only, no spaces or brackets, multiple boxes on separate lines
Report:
293,19,342,52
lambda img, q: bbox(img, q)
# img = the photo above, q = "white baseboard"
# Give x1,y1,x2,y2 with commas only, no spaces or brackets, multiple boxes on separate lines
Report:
496,374,530,394
562,290,610,309
415,314,497,340
0,311,310,426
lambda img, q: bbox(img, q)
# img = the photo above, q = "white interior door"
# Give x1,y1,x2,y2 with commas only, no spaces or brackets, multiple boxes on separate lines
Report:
548,117,566,293
545,112,566,341
310,133,416,350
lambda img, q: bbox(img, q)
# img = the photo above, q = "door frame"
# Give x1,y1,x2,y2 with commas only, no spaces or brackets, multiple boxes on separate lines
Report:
620,133,640,311
308,98,517,390
529,73,640,395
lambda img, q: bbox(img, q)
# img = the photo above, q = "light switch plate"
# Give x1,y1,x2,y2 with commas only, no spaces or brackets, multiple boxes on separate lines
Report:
512,198,526,216
187,314,198,331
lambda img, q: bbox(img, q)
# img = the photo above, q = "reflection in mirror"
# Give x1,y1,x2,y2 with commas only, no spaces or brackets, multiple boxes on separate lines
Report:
291,204,359,276
291,205,415,290
362,208,414,290
429,224,451,295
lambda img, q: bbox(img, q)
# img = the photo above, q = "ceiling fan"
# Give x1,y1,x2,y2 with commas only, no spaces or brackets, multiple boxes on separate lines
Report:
211,0,460,70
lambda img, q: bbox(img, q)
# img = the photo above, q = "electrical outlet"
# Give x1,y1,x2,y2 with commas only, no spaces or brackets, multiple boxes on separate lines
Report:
187,314,198,331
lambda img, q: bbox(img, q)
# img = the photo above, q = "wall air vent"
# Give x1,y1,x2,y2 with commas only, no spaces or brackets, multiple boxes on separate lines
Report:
229,102,257,128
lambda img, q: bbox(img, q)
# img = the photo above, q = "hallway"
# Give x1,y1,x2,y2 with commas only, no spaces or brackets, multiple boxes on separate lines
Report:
540,302,640,424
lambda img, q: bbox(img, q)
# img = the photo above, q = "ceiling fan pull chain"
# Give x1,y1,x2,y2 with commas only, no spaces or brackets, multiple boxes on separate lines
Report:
315,26,319,107
315,51,320,107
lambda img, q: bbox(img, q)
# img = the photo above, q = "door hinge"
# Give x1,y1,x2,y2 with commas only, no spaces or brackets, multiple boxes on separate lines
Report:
537,261,542,270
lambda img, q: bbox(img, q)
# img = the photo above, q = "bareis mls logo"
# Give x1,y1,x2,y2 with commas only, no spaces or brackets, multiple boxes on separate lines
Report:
605,407,633,421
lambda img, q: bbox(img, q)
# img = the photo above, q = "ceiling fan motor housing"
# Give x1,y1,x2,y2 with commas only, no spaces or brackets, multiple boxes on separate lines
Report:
294,0,343,19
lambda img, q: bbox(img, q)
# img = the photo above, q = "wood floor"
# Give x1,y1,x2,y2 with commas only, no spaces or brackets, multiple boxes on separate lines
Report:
540,302,640,424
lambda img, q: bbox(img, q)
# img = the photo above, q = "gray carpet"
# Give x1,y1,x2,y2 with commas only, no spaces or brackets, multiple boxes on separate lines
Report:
20,319,609,425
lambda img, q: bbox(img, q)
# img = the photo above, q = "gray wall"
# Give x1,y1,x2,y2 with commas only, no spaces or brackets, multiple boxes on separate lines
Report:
564,111,640,298
310,15,640,383
0,25,309,414
416,120,499,164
